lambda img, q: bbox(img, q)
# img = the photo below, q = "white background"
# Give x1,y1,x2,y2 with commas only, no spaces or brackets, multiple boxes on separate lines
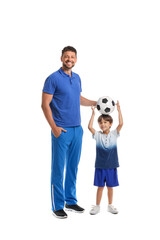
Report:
0,0,160,239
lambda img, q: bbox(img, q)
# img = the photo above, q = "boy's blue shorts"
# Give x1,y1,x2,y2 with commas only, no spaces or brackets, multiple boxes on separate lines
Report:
94,168,119,187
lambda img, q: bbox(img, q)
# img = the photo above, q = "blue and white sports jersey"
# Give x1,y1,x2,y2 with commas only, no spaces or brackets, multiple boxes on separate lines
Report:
93,129,120,169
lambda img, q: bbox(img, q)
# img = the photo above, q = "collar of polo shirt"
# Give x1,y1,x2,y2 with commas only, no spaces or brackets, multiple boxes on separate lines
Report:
59,68,75,79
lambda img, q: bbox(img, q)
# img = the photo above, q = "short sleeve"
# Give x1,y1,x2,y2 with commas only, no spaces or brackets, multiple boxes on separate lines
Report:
112,129,120,138
79,76,82,92
92,131,99,141
42,75,56,95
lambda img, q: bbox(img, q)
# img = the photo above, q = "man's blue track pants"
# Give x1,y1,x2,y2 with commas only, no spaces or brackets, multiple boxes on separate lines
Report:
51,126,83,211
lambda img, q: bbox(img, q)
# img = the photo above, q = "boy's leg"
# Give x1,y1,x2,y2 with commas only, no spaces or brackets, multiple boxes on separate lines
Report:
90,186,103,215
64,126,83,205
107,186,118,214
94,169,106,205
106,168,119,204
90,169,105,215
107,187,113,204
106,169,119,214
96,187,104,205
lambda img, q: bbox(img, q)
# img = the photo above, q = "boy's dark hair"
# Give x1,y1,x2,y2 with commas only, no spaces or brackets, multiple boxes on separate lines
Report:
98,114,113,124
62,46,77,56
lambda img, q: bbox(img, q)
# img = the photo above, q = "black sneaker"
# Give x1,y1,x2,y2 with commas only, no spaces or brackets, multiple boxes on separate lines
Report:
65,204,85,213
52,209,68,219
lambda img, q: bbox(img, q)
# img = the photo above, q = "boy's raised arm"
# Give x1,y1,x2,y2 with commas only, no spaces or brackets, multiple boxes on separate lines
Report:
88,106,96,135
116,101,123,134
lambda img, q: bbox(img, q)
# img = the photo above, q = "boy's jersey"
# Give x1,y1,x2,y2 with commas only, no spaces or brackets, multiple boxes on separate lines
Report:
93,129,120,169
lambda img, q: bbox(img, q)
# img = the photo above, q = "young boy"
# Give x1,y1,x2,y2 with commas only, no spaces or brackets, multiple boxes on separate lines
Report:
88,101,123,215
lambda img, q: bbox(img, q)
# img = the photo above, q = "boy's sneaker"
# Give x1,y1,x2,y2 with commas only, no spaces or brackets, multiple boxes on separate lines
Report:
108,204,118,214
52,209,68,219
90,205,100,215
65,204,85,213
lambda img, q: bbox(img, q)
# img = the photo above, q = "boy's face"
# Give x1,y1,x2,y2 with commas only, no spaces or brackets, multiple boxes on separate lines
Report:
98,118,112,132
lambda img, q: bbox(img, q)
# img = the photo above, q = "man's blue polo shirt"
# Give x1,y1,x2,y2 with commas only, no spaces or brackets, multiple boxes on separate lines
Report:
43,68,82,127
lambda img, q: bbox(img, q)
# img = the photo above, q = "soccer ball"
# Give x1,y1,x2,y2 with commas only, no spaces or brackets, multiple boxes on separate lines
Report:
97,96,115,115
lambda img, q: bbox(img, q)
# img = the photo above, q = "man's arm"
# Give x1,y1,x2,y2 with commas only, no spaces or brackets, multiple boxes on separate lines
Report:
41,92,67,138
88,106,96,135
80,95,97,106
116,101,123,134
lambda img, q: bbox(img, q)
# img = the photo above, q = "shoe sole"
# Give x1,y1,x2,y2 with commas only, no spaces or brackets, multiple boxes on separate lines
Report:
90,210,100,215
52,212,68,219
90,212,99,215
65,208,85,213
108,210,118,214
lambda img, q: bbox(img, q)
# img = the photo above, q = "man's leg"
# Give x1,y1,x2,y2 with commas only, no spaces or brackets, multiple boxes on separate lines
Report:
64,126,83,205
51,131,68,211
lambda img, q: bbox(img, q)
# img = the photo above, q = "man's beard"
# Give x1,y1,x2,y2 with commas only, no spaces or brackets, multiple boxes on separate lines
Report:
63,63,75,70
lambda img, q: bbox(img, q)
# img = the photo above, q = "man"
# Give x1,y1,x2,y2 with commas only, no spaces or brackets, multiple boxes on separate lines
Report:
41,46,96,219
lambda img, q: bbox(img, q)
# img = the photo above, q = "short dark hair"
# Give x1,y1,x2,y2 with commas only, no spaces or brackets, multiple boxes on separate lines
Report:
98,114,113,124
62,46,77,56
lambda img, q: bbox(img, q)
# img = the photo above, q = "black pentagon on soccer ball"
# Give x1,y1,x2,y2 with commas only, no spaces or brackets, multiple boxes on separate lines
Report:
104,107,110,113
112,100,115,106
102,98,108,104
97,105,101,110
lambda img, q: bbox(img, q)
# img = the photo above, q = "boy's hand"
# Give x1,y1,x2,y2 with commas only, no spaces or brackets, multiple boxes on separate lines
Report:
116,100,123,134
91,105,96,115
116,100,121,111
